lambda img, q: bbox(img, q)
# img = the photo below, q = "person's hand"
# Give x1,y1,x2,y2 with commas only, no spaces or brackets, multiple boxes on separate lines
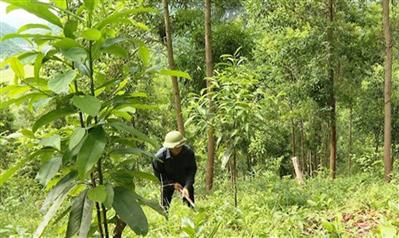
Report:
181,187,189,198
174,183,183,191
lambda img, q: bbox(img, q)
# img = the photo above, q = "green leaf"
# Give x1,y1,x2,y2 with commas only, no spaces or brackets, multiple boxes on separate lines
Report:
32,107,75,133
102,45,128,58
76,126,107,178
0,156,29,186
17,23,51,33
7,56,25,83
1,33,60,42
72,95,102,117
2,0,62,27
69,128,87,150
39,134,61,150
95,7,157,30
82,28,102,41
36,156,62,186
109,120,158,148
113,147,155,160
62,47,87,63
41,172,77,212
138,45,150,67
52,38,80,49
159,69,191,79
50,0,67,9
104,184,114,209
131,171,158,183
66,190,93,238
33,186,69,238
113,187,148,235
64,20,78,38
34,53,44,81
48,69,77,94
87,185,106,203
84,0,97,12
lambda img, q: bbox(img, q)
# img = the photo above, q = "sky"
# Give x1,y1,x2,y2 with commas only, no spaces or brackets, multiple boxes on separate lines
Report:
0,2,47,29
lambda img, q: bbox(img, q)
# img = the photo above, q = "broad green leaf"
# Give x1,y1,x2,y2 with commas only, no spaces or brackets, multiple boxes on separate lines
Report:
104,184,114,209
66,190,93,238
62,47,87,63
0,156,29,186
138,45,150,67
50,0,67,9
2,0,62,27
64,20,78,38
39,134,61,150
69,128,87,150
84,0,97,12
159,69,191,79
102,45,128,58
34,53,44,81
137,197,166,218
1,33,60,42
17,23,51,33
7,56,25,83
82,28,102,41
41,172,77,212
109,120,158,147
130,20,149,31
87,185,106,203
36,156,62,186
113,187,148,235
76,126,107,178
131,171,158,183
72,95,102,117
95,7,157,30
33,187,69,238
32,107,75,133
52,38,80,49
48,69,77,94
113,147,155,159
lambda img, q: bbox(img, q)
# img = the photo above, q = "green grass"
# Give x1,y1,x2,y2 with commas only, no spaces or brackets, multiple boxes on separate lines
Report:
1,171,398,237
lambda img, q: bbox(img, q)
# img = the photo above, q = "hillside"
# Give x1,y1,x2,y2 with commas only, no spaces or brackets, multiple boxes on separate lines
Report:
0,22,24,59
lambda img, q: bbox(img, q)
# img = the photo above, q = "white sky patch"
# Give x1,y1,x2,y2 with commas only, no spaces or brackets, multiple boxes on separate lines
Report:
0,2,48,29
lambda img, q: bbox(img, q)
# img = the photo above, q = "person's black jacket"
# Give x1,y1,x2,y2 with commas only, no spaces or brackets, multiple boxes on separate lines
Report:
152,145,197,187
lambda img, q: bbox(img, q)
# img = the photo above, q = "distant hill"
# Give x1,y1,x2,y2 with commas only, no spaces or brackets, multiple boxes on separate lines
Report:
0,22,27,59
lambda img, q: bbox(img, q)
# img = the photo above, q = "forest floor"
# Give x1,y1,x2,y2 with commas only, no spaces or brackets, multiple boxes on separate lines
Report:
1,171,398,237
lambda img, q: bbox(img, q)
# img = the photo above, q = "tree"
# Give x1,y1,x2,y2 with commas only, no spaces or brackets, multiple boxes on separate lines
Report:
162,0,185,135
204,0,216,192
382,0,393,182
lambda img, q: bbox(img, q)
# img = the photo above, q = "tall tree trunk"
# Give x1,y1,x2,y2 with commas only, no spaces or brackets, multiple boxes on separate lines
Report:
349,104,353,174
300,120,305,172
162,0,185,135
205,0,216,192
327,0,337,179
291,120,296,157
383,0,393,182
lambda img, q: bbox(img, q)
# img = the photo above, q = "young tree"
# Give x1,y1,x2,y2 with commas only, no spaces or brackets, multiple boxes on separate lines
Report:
205,0,216,192
382,0,393,182
162,0,185,135
327,0,337,179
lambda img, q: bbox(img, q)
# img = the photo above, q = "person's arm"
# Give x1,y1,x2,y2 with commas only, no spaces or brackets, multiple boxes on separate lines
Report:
152,153,172,186
184,150,197,188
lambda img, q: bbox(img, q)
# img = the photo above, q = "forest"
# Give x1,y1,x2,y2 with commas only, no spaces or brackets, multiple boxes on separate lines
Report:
0,0,398,237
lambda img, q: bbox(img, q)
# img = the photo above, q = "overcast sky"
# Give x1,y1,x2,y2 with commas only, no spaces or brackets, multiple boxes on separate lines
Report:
0,2,47,29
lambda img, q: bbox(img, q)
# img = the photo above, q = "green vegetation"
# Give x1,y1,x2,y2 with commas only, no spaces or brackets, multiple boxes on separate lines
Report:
0,0,398,237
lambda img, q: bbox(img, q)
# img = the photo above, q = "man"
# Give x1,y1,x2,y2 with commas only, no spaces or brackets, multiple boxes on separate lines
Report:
152,130,197,210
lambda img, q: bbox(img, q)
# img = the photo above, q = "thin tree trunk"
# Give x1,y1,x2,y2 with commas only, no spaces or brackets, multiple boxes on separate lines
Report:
349,105,353,174
232,152,238,207
327,0,337,179
162,0,185,135
383,0,393,182
291,157,305,184
292,120,296,157
300,120,305,172
205,0,216,192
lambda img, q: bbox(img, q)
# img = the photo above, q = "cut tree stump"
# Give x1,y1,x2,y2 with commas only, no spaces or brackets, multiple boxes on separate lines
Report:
291,156,305,185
